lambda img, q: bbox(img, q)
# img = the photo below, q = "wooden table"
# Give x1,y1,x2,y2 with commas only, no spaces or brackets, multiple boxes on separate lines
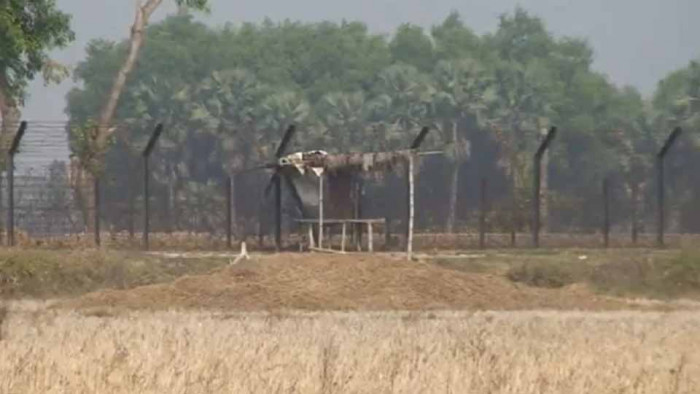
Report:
295,218,386,252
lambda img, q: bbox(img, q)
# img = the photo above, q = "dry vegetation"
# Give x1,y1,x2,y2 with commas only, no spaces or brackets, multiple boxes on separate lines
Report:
66,252,654,312
1,304,699,393
2,248,700,393
0,249,228,298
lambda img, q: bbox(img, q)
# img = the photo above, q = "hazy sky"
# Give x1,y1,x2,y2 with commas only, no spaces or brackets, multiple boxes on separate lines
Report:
22,0,700,121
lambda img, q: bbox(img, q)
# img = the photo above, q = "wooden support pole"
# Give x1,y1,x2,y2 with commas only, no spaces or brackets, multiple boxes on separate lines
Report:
143,156,150,250
533,127,557,248
479,177,487,249
308,224,315,249
7,153,14,247
94,177,101,247
7,121,27,247
274,174,282,251
533,159,542,248
341,222,346,252
631,185,638,245
407,154,415,260
318,173,324,249
657,157,664,247
142,123,163,251
510,181,517,248
603,177,610,248
226,175,233,249
384,217,391,251
368,222,374,253
128,169,135,240
656,127,682,248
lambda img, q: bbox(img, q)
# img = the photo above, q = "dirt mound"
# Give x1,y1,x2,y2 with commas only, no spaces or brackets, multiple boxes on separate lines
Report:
66,254,636,311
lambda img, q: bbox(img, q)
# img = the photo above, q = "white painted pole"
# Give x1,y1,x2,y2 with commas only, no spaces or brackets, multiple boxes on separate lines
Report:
368,222,374,253
407,154,415,260
341,222,347,252
319,173,324,249
308,224,315,249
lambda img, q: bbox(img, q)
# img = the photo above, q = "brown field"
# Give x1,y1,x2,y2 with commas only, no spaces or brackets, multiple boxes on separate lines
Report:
2,249,700,393
2,304,700,393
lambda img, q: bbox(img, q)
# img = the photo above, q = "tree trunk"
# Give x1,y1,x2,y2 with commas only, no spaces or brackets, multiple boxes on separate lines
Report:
77,0,162,236
631,183,639,243
445,121,460,233
1,79,21,244
95,0,163,151
69,158,91,233
0,78,21,163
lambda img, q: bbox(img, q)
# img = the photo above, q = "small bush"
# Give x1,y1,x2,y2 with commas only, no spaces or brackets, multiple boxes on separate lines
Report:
506,250,700,299
591,250,700,298
506,262,587,288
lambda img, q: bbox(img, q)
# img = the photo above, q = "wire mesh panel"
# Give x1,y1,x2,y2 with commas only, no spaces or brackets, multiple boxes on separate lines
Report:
9,122,85,244
101,124,244,250
661,130,700,247
4,118,696,251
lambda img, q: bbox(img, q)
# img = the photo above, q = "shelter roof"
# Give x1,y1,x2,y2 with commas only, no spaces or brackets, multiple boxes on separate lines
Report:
279,150,414,175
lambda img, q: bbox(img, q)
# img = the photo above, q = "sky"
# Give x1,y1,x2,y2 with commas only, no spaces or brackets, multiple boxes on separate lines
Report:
21,0,700,122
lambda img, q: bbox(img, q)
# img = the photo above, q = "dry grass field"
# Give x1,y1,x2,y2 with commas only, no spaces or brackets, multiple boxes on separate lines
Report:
1,304,699,393
2,248,700,393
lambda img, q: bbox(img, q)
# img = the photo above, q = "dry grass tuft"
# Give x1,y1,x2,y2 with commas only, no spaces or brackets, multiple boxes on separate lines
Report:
1,305,699,393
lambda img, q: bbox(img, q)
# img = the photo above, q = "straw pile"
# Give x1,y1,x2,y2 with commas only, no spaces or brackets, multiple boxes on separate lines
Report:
66,253,637,312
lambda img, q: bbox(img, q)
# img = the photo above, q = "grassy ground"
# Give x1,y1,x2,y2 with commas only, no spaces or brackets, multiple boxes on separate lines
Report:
1,305,698,393
432,248,700,300
0,249,229,299
1,247,699,302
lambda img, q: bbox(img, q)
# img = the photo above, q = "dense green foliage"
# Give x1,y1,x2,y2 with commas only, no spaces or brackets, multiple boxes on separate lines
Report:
0,0,74,102
1,0,73,171
64,8,699,233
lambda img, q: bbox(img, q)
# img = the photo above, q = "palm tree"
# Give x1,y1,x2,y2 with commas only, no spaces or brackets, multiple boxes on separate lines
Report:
368,64,433,151
185,69,268,232
432,58,493,233
314,91,368,151
486,59,552,233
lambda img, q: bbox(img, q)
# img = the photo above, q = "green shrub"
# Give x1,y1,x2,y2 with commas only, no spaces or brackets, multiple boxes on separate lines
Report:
0,250,227,299
506,261,587,288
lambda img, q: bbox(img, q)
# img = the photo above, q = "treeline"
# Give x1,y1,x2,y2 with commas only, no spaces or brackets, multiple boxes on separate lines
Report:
65,8,700,234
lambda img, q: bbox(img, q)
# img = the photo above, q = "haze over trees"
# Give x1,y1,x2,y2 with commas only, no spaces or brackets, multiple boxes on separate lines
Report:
11,5,697,234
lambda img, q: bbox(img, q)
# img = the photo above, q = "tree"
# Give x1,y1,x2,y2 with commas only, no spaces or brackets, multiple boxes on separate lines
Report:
652,61,700,231
389,24,435,72
71,6,209,234
0,0,73,155
91,0,210,167
314,91,369,150
431,12,481,61
432,59,493,232
369,64,433,150
489,7,554,65
63,9,657,237
485,59,553,232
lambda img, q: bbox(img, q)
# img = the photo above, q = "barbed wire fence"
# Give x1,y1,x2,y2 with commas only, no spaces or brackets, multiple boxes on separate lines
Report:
0,121,696,250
